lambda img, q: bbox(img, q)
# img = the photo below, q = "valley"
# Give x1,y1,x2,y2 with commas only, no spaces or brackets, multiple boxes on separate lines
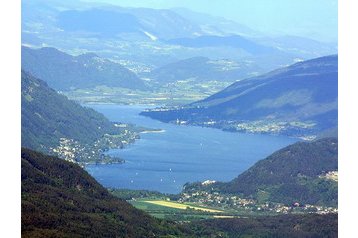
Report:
84,104,297,194
19,1,339,237
64,80,231,106
20,45,339,238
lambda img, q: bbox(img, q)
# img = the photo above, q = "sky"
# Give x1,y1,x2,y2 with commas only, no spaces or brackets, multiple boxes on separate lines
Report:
84,0,338,43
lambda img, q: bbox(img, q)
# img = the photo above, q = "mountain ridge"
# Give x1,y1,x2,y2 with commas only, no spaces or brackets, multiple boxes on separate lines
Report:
21,70,139,163
148,56,261,83
183,138,338,207
21,148,186,237
141,55,338,137
22,46,147,91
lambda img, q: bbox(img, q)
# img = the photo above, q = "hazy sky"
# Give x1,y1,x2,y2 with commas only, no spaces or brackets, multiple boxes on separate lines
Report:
83,0,338,42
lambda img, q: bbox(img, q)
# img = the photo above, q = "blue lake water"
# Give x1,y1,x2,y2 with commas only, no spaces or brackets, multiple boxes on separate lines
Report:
85,104,298,194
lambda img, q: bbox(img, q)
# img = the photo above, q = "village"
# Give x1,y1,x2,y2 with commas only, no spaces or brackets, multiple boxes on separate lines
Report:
51,126,140,165
177,185,338,215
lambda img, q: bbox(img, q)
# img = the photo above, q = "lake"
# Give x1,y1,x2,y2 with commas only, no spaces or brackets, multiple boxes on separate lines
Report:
85,104,298,194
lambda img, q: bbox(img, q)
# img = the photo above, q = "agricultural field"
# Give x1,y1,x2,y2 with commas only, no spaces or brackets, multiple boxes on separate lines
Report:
143,200,223,213
129,199,239,221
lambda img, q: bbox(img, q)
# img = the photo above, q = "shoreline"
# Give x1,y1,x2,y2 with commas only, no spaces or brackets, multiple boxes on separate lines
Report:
82,159,126,167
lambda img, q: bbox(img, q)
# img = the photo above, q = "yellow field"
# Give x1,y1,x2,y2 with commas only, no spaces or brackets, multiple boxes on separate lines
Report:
213,215,236,218
143,200,223,213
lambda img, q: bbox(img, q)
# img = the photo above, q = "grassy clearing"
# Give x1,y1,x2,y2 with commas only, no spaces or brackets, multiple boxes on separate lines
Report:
142,200,223,213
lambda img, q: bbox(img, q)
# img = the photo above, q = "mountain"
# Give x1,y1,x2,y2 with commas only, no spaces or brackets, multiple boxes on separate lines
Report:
255,35,338,58
21,148,185,237
21,46,147,91
21,71,132,163
27,4,255,41
141,55,338,137
184,138,338,207
166,35,277,55
56,7,205,40
22,1,337,74
148,56,261,83
170,8,259,37
57,9,143,38
107,7,203,40
22,1,205,41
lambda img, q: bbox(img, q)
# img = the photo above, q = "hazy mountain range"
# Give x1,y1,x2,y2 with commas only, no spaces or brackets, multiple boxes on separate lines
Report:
22,46,146,90
22,46,259,103
22,0,337,71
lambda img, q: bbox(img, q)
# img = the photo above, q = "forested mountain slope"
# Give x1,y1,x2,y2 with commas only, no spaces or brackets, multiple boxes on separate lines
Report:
21,148,186,238
184,138,338,207
22,46,147,90
142,55,338,137
21,71,135,163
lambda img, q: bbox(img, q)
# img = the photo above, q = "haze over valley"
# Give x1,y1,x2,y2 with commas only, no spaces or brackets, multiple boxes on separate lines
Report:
22,0,337,107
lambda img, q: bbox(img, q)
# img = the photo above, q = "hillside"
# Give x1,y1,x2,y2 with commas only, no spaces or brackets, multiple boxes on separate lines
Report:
21,148,185,238
22,148,337,238
21,71,138,163
184,138,338,207
188,214,338,238
148,56,261,83
56,8,203,40
22,46,147,91
141,55,338,137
